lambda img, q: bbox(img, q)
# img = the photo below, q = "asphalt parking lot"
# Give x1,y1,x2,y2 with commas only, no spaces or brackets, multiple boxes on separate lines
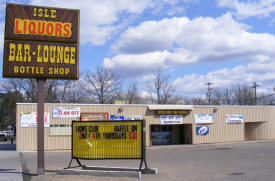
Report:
20,141,275,181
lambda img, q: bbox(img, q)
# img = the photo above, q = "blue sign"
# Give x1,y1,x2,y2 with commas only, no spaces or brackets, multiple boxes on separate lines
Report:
196,126,209,135
110,115,125,120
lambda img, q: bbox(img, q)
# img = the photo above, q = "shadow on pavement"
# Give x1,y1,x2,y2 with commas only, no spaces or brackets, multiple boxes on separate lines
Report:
0,143,16,150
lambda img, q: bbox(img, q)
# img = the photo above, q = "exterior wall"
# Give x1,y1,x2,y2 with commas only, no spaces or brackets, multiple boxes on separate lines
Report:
192,106,273,144
16,103,275,151
16,103,148,151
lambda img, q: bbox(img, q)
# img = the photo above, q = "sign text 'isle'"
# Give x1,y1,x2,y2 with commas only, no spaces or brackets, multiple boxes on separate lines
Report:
3,3,79,79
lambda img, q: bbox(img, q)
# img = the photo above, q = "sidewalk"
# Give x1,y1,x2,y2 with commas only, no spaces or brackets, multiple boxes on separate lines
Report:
0,143,23,181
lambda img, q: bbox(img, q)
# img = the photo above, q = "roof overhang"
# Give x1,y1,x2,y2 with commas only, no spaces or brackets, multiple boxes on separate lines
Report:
147,105,193,110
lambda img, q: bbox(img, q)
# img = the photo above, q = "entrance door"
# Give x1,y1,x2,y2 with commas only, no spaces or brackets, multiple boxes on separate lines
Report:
245,122,263,141
179,124,192,144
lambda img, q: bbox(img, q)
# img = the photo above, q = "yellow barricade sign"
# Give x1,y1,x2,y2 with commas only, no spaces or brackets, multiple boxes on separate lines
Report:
72,120,143,159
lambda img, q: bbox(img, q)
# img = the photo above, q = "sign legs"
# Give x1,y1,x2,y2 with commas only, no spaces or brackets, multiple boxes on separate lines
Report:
37,79,45,175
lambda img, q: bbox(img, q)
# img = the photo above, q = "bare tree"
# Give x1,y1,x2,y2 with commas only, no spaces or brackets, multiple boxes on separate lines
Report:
212,88,222,105
126,81,139,104
221,87,233,105
85,67,120,104
63,80,90,103
44,79,60,103
22,79,38,102
1,78,24,93
152,69,174,104
59,80,73,102
232,84,254,105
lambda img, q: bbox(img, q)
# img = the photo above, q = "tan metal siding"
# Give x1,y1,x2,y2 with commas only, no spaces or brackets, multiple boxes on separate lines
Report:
16,104,275,151
17,104,149,151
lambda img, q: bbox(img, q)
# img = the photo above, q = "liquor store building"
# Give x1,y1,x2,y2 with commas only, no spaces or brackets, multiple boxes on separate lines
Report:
16,103,275,151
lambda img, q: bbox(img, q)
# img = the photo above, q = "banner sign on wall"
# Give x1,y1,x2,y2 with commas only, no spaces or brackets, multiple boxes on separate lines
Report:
195,114,214,124
226,114,243,124
80,113,109,121
160,115,183,124
110,115,125,120
50,124,71,136
110,115,141,121
196,126,209,135
52,107,80,118
20,112,50,127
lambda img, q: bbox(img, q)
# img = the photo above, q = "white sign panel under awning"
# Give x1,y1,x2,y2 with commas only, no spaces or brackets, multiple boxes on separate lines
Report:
160,115,183,124
52,107,80,118
195,114,214,124
226,114,243,124
20,112,50,127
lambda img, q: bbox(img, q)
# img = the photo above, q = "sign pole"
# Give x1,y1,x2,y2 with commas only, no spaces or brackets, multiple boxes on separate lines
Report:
37,78,45,175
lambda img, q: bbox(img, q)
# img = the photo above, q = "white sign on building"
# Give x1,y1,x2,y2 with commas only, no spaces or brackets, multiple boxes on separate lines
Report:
20,112,50,127
160,115,183,124
226,114,243,124
52,107,80,118
195,114,214,124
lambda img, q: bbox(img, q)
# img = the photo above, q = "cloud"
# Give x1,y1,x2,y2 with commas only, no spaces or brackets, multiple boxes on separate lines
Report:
217,0,275,19
103,51,170,77
172,62,275,96
105,13,275,76
29,0,151,45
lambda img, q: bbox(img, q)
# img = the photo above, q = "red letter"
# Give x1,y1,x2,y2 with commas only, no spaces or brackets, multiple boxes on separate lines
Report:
46,22,54,35
63,23,71,37
28,20,36,34
37,21,45,35
14,19,22,34
55,22,62,36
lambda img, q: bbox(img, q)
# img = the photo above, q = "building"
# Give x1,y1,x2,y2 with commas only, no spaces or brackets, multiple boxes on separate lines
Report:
16,103,275,151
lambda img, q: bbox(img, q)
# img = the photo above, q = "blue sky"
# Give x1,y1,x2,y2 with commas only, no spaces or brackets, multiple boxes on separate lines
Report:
1,0,275,98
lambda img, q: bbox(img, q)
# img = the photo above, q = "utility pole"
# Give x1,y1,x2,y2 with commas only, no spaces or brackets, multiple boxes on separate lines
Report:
251,82,260,105
206,82,213,105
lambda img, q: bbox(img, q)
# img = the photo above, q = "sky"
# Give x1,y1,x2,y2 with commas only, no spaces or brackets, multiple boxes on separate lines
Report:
1,0,275,98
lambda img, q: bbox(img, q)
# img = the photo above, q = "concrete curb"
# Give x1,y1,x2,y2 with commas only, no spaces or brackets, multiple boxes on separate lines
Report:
82,166,157,174
56,168,142,179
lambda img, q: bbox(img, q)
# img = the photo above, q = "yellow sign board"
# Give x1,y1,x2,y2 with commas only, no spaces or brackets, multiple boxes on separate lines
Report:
72,120,143,159
155,110,189,115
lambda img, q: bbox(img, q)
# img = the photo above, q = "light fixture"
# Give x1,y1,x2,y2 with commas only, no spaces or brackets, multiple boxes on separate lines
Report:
213,108,217,113
118,107,123,113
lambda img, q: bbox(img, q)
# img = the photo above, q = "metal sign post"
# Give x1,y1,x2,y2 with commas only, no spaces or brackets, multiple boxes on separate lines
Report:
37,79,45,175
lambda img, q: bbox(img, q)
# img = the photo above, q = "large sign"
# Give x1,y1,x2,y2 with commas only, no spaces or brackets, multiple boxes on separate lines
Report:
195,114,214,124
20,112,50,127
226,114,243,124
52,107,80,118
72,120,143,159
155,110,189,115
160,115,183,124
3,3,79,79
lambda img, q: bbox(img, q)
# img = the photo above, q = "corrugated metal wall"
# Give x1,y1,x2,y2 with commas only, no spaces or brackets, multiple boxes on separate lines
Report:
16,103,149,151
192,106,273,144
16,103,275,151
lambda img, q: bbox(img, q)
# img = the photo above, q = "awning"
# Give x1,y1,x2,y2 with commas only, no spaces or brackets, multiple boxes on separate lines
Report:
147,105,193,110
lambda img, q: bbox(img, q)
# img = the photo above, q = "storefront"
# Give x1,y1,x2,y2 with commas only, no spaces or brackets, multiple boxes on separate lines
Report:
15,103,275,151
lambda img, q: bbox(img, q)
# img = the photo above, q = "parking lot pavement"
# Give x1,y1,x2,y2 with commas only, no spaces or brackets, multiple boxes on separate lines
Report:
0,142,23,181
20,141,275,181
